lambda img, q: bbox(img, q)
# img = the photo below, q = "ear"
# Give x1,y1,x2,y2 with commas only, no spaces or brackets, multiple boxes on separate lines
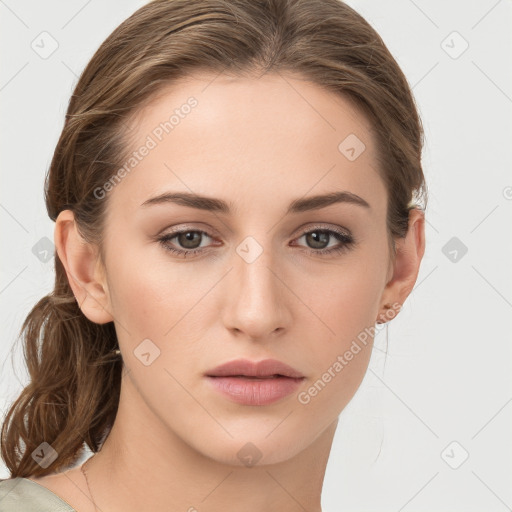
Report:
54,209,114,324
376,208,426,324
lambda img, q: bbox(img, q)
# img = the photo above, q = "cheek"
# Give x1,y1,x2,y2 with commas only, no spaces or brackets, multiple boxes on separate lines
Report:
297,253,386,405
306,256,384,337
298,286,376,416
106,252,225,367
106,246,189,336
308,287,375,375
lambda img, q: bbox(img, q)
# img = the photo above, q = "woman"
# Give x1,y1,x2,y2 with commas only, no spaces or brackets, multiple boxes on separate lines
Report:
0,0,427,510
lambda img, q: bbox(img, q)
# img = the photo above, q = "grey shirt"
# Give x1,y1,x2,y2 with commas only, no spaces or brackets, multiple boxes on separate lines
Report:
0,477,76,511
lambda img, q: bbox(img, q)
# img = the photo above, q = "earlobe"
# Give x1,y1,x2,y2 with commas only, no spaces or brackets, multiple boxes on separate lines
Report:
376,208,426,323
54,210,114,325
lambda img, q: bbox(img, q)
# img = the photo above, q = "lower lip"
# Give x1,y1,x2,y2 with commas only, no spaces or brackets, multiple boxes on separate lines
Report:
205,376,305,405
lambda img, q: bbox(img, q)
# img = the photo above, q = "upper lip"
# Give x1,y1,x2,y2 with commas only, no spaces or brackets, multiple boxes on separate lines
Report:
206,358,304,378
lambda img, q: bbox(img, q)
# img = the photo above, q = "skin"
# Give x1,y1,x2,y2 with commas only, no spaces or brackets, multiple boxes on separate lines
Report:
30,71,425,512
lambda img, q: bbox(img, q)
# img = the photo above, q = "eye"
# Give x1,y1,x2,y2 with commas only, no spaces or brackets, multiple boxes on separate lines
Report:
156,225,355,258
157,229,217,258
291,226,355,256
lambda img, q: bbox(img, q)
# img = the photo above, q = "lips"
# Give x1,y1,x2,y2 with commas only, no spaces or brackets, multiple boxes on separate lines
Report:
205,358,305,405
205,358,304,379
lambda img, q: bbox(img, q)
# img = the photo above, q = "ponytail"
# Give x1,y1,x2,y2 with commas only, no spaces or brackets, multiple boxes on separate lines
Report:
1,255,121,478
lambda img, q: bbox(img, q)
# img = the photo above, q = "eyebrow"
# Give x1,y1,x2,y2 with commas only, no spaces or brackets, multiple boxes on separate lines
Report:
140,190,371,214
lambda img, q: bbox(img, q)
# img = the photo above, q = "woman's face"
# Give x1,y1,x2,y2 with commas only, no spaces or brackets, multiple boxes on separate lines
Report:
96,72,395,465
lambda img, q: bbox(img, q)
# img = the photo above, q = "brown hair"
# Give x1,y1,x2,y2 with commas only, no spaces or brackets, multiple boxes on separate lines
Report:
1,0,427,478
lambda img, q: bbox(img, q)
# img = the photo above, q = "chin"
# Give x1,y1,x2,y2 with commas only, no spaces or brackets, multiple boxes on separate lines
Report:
187,422,314,468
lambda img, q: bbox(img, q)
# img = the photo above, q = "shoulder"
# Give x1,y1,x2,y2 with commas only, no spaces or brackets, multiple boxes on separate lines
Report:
0,477,76,511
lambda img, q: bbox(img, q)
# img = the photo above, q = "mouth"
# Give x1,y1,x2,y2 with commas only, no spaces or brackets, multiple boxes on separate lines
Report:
204,359,305,406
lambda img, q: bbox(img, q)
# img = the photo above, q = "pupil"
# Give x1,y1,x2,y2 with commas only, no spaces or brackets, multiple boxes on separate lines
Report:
179,231,200,249
308,231,328,249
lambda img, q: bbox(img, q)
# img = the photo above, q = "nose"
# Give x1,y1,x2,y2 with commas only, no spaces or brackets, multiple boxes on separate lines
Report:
221,241,291,341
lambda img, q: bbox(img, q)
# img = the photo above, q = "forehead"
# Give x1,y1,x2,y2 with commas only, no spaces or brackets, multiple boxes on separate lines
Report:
106,71,386,220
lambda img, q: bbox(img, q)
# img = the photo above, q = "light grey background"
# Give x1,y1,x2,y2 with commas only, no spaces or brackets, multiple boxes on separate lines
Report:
1,1,511,510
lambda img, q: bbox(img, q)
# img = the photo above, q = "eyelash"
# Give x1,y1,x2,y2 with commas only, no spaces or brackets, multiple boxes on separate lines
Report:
156,225,355,258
